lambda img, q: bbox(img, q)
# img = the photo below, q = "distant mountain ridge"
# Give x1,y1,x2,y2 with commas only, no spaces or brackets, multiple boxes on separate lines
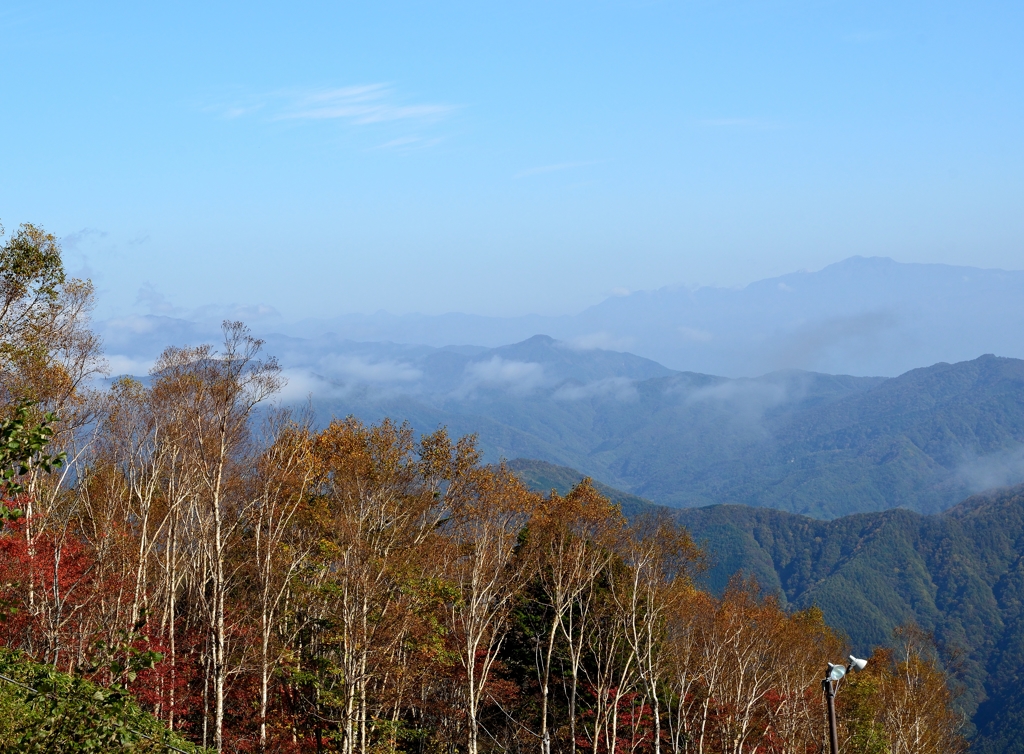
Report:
288,256,1024,376
101,256,1024,378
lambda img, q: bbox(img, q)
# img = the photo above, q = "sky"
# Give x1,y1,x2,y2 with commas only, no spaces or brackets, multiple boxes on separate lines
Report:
1,1,1022,321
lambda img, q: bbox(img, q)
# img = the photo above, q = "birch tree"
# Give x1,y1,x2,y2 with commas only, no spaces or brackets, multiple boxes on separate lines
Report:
304,418,445,754
611,515,700,754
530,480,623,754
431,437,539,754
152,321,282,751
247,411,315,752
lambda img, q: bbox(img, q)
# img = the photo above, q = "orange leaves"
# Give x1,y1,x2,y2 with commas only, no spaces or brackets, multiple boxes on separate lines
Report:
662,578,846,754
838,625,968,754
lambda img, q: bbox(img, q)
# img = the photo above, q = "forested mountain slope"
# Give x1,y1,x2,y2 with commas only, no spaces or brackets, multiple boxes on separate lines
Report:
314,347,1024,517
507,458,657,518
676,485,1024,754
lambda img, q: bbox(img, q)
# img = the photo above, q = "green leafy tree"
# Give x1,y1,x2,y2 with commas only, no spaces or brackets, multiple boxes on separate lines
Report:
0,401,65,505
0,647,209,753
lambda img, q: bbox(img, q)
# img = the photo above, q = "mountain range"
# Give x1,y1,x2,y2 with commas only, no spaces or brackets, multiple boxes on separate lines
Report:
304,346,1024,517
93,256,1024,517
104,256,1024,378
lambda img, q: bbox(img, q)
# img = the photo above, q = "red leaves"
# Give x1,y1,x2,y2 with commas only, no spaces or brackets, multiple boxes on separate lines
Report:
0,513,100,664
576,687,660,754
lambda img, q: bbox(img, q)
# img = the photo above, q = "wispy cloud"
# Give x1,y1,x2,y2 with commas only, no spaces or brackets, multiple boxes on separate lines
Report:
567,332,634,352
276,369,334,403
220,103,265,120
678,326,713,343
457,357,549,397
278,85,454,123
210,84,456,126
770,310,900,370
955,445,1024,494
553,377,637,402
136,283,184,317
698,118,787,130
106,354,157,378
514,161,600,179
682,373,815,431
371,135,444,152
320,355,423,384
61,228,108,250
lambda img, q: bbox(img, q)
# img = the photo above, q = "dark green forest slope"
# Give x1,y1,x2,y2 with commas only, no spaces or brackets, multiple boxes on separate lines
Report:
507,458,657,518
675,487,1024,753
319,347,1024,517
512,461,1024,753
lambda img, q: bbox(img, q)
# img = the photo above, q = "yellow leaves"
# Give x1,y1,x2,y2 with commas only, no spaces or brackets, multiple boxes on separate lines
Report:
838,626,968,754
0,223,65,306
313,417,416,491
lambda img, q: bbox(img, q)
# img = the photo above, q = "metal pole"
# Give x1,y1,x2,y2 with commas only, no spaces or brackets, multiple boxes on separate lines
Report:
823,678,840,754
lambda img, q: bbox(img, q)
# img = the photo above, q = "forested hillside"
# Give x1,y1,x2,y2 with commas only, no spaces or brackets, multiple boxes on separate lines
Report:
507,458,657,518
307,341,1024,516
675,486,1024,754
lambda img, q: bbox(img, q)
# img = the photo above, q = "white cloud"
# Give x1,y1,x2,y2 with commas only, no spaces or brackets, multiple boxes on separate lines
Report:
105,354,156,377
682,374,816,430
687,380,787,407
277,84,454,124
276,359,424,403
678,326,713,343
955,445,1024,493
219,103,265,119
320,355,422,383
514,161,600,179
209,84,455,127
460,357,547,395
566,332,634,352
219,303,283,325
553,377,637,402
101,315,169,336
275,369,335,403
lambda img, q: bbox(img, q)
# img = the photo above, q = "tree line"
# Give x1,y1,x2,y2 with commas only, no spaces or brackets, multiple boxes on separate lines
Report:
0,222,967,753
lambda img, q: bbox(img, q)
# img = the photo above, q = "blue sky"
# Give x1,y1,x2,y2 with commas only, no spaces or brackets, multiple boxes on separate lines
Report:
1,1,1021,320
